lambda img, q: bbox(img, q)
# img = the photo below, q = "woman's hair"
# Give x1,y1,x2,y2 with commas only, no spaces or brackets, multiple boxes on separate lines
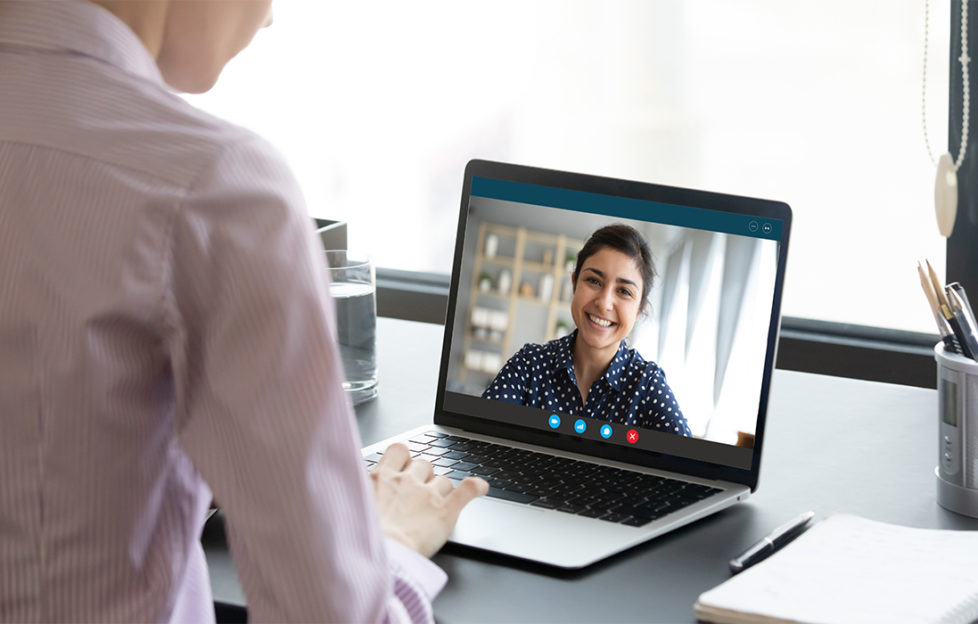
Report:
572,224,656,309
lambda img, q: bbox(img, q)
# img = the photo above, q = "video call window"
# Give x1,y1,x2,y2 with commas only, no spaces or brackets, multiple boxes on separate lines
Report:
446,195,779,451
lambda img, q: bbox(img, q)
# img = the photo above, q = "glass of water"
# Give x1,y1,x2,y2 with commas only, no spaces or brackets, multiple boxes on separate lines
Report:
324,250,378,405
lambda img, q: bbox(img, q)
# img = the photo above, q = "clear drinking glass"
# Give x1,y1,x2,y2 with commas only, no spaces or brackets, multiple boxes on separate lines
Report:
324,250,378,405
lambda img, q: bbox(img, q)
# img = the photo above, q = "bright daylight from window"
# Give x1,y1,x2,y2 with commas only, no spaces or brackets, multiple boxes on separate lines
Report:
184,0,951,334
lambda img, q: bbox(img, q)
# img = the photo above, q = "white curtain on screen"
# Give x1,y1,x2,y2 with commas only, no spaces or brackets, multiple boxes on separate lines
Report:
631,232,775,443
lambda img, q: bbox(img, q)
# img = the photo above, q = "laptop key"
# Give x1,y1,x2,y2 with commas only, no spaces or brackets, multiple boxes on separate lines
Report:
622,516,655,527
470,465,500,476
556,504,585,515
685,484,721,499
486,477,513,489
432,465,454,476
443,450,468,460
578,508,605,518
446,470,473,480
425,431,448,438
486,487,538,504
530,499,557,509
633,501,668,516
452,461,477,472
608,504,652,519
567,492,606,506
432,457,458,468
428,439,454,448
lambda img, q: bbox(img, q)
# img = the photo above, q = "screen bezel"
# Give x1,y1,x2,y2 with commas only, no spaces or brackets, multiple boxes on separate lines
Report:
434,159,792,492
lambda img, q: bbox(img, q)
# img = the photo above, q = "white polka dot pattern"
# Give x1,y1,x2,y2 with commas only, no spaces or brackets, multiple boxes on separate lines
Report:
482,331,691,436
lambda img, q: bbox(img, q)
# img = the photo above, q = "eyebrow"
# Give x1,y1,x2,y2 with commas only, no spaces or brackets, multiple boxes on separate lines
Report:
581,267,639,289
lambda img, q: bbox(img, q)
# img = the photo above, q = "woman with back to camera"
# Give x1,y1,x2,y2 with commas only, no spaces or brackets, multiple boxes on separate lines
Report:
0,1,487,621
482,224,691,436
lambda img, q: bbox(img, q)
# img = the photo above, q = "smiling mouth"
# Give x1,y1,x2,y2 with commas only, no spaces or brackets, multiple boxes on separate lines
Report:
587,313,616,328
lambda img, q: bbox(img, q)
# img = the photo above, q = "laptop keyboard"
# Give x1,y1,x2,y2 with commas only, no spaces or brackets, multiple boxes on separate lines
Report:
363,431,722,528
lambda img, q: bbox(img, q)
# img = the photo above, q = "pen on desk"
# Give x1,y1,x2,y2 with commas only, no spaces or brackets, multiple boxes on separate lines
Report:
947,283,978,332
947,289,978,362
925,259,974,359
918,262,961,354
947,282,974,318
941,300,975,360
729,511,814,574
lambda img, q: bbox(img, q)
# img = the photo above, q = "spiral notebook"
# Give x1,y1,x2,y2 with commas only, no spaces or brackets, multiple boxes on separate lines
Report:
694,514,978,624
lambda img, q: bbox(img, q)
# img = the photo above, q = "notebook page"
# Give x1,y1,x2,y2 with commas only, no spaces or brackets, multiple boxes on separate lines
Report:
695,514,978,624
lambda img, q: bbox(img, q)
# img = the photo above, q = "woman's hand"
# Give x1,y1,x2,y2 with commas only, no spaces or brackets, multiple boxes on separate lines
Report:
370,443,488,558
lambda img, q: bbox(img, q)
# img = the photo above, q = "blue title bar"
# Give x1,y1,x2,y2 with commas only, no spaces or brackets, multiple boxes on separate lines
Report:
471,177,783,240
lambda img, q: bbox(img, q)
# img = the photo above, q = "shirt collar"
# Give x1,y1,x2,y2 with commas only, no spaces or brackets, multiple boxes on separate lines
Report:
0,1,164,86
555,331,577,378
558,330,631,392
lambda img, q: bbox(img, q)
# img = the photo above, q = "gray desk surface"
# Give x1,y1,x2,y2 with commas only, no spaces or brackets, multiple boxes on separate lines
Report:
203,317,978,622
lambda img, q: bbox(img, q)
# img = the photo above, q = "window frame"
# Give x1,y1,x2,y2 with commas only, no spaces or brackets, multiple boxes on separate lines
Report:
373,3,976,391
375,269,943,388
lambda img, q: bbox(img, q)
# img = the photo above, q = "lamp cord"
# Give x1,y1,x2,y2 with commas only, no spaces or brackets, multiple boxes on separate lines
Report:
923,0,970,171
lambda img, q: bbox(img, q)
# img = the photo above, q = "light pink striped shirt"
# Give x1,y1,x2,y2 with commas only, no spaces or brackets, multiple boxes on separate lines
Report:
0,1,444,622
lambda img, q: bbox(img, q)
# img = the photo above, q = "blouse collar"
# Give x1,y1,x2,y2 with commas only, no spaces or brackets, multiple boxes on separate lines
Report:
556,330,631,392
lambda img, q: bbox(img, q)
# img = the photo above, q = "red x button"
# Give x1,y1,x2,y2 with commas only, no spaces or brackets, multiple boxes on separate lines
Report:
626,429,639,444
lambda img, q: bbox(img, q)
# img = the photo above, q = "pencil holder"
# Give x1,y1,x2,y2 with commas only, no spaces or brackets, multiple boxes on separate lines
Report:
935,343,978,518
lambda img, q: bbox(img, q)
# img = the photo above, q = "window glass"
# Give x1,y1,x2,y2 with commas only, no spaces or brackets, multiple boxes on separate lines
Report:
185,0,950,333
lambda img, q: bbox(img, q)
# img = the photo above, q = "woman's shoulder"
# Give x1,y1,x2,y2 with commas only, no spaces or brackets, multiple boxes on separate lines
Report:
512,340,550,359
621,344,665,377
508,337,568,364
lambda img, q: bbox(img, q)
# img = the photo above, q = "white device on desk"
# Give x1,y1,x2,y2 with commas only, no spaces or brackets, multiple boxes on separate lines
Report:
936,344,978,517
363,159,792,569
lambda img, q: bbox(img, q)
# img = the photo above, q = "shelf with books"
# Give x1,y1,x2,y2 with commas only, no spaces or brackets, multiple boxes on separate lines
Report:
460,221,582,385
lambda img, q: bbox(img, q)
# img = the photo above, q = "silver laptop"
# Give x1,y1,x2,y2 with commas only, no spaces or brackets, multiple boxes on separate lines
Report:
363,159,791,569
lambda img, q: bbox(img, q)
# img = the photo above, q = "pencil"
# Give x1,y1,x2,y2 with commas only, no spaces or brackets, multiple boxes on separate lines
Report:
918,262,947,333
926,259,951,313
920,260,963,354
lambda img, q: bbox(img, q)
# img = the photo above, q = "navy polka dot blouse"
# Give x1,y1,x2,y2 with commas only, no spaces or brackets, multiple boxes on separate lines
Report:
481,330,691,436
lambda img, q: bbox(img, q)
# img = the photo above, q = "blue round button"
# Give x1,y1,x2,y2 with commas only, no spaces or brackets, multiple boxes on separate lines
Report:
549,414,561,429
600,424,613,439
574,419,587,434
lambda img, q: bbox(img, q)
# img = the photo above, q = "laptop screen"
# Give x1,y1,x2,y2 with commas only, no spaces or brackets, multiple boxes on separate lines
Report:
436,160,790,488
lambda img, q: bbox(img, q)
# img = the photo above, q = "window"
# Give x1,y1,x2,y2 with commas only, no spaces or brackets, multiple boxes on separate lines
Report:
185,1,952,334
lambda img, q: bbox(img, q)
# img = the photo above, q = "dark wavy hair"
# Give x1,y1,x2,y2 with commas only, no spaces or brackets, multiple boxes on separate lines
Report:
572,224,656,310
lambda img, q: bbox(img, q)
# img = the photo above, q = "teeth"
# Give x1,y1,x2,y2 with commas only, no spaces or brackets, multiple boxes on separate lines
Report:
588,314,613,327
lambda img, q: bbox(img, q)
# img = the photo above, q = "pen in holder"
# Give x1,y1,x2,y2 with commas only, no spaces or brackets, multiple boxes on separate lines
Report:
935,343,978,518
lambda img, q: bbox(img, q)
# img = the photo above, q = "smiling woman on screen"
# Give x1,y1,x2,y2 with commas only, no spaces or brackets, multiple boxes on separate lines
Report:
482,224,691,436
